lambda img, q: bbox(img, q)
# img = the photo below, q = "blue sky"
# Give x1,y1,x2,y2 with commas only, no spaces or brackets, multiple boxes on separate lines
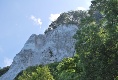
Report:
0,0,91,68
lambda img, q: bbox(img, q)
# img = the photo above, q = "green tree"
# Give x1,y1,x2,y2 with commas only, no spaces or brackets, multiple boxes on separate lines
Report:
0,66,10,77
56,57,81,80
74,0,118,80
16,66,54,80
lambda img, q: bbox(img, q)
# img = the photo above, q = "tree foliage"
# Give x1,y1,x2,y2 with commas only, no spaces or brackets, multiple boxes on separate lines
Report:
74,0,118,80
44,10,88,34
15,65,54,80
0,66,10,77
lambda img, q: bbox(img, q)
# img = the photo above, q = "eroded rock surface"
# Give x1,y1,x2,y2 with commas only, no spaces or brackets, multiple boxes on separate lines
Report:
0,25,78,80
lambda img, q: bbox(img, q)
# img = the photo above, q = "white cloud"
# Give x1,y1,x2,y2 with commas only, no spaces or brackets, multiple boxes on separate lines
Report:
76,0,92,10
76,7,86,10
49,14,60,21
4,57,13,66
30,15,42,27
85,0,91,6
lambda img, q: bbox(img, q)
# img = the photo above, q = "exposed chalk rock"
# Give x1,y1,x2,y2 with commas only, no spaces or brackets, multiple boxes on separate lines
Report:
0,25,78,80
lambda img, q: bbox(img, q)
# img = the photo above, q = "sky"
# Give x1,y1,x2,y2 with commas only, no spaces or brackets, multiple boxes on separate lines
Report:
0,0,91,68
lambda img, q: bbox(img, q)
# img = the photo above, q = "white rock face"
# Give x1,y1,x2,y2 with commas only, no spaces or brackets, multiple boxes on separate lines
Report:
0,25,78,80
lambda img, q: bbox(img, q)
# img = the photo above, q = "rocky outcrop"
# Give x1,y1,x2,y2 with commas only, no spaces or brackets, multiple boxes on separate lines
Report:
0,25,78,80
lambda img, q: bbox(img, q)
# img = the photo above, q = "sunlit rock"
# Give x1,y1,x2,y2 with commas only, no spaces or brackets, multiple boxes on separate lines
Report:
0,25,78,80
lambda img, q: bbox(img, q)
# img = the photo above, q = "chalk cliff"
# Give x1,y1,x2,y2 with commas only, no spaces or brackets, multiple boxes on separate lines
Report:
0,25,78,80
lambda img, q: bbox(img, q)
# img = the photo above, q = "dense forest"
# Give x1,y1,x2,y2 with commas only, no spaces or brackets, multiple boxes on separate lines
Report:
0,0,118,80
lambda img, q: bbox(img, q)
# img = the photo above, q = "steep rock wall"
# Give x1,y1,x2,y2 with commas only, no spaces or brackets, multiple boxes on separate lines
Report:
0,25,78,80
